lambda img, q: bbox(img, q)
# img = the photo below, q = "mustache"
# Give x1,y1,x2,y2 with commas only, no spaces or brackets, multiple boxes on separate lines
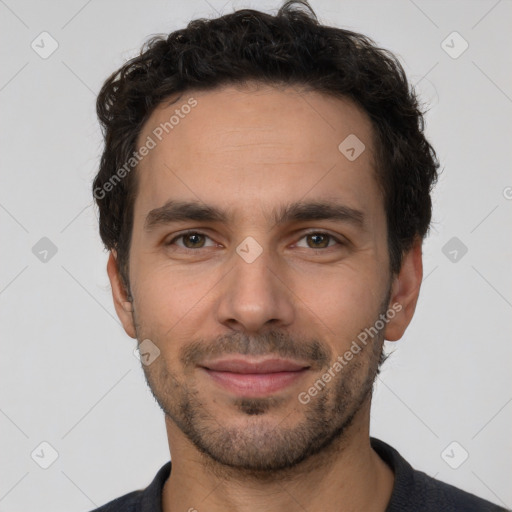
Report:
180,330,331,370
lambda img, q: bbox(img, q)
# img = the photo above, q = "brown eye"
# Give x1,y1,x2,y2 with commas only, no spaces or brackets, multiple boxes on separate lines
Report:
181,233,206,248
306,233,330,248
295,232,342,250
166,231,214,250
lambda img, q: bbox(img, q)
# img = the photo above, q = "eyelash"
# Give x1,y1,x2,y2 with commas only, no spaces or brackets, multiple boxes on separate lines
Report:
165,230,345,253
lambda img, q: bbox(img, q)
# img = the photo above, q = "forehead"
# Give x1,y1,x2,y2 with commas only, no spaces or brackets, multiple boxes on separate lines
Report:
133,83,381,225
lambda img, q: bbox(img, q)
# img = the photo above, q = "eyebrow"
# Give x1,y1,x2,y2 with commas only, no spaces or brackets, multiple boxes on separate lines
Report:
144,199,365,232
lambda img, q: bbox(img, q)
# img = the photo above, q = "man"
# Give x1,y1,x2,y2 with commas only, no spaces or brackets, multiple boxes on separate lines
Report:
90,1,506,510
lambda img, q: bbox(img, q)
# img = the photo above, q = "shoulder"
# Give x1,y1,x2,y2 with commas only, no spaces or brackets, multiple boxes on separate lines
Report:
88,490,143,512
407,467,508,511
370,438,508,512
87,461,172,512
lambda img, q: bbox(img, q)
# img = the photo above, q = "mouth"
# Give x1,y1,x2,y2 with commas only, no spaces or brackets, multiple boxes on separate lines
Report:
199,357,311,397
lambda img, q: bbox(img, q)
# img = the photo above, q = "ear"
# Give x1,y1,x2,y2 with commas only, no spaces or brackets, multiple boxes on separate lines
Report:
107,251,136,339
384,238,423,342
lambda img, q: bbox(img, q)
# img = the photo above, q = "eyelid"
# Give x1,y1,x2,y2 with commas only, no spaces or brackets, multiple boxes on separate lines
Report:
293,229,345,248
165,229,217,248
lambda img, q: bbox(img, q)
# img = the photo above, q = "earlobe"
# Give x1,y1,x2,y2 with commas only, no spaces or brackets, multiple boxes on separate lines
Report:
106,251,137,339
384,238,423,342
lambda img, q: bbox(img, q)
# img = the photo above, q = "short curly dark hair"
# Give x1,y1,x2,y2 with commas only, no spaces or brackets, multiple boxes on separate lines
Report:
93,0,439,292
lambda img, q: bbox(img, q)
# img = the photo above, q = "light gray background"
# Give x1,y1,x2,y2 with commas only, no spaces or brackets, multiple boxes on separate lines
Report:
1,0,511,510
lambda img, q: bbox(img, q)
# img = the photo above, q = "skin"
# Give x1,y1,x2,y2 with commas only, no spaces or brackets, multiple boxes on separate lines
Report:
107,83,423,512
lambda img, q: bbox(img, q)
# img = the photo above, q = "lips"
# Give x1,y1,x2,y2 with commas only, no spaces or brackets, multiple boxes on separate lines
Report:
202,358,309,374
199,357,310,397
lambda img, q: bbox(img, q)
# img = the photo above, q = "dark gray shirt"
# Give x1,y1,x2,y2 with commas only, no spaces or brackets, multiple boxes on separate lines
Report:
90,438,508,511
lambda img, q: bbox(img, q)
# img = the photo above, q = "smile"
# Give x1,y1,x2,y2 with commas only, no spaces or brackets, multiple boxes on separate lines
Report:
200,357,310,397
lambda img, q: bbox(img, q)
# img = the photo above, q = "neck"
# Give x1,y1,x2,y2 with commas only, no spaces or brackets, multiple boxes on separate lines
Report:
162,403,394,512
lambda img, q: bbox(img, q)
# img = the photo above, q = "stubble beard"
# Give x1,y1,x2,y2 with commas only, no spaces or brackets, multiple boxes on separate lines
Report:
134,296,389,477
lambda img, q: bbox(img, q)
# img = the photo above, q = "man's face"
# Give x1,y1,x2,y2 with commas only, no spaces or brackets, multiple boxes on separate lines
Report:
110,84,412,473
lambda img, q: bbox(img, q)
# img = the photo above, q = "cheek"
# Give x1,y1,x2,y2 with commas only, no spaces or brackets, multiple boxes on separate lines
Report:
130,262,217,336
299,263,387,345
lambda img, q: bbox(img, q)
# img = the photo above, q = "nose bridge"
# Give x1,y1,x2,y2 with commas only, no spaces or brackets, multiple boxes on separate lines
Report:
215,234,294,332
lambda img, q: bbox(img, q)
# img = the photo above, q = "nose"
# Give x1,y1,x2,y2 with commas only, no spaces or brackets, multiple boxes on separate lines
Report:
214,240,295,334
